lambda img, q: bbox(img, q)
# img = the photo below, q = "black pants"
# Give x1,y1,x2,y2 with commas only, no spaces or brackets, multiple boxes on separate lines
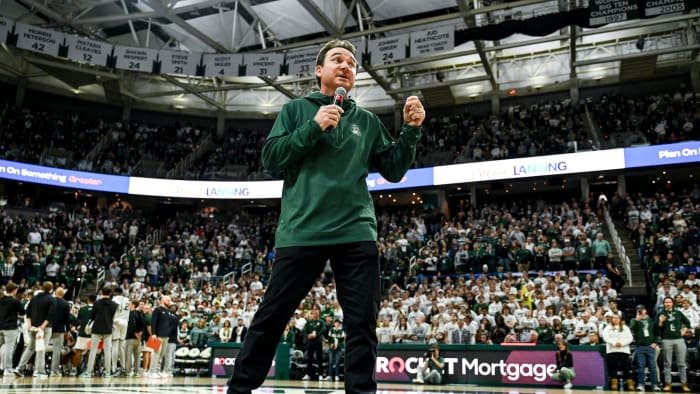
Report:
306,340,323,378
227,241,380,394
608,352,631,379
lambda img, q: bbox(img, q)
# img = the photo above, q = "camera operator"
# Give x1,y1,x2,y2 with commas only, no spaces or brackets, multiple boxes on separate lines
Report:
412,344,444,384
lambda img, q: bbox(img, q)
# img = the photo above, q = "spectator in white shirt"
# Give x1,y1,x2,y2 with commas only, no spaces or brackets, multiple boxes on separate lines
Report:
680,299,700,329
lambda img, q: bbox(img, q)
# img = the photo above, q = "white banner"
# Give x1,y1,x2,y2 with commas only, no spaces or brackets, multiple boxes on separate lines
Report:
159,50,199,76
15,23,65,56
643,0,686,17
245,53,284,77
66,36,111,66
410,26,454,57
433,150,626,185
113,45,158,73
367,34,409,65
285,47,317,75
128,177,284,199
203,53,244,77
0,17,11,45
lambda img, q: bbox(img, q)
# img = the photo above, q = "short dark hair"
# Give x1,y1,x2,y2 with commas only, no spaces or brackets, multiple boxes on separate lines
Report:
5,283,18,293
315,39,357,86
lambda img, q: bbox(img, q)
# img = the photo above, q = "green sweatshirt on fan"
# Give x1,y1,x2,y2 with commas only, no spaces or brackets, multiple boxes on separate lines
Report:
262,91,421,247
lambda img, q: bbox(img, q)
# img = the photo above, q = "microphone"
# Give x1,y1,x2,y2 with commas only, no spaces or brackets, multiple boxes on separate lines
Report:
326,87,347,132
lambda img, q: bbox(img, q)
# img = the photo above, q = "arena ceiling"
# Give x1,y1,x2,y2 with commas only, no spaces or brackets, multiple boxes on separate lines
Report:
0,0,698,117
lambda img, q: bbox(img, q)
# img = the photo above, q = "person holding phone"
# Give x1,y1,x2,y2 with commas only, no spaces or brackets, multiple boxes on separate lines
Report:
629,304,661,392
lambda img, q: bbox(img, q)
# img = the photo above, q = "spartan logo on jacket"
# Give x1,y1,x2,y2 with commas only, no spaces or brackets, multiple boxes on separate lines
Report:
351,124,362,136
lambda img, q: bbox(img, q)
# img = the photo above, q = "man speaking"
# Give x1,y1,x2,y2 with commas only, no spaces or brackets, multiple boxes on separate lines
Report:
226,39,425,394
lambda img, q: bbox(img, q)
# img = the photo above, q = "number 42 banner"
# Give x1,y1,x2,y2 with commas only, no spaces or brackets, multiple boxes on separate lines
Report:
15,23,65,57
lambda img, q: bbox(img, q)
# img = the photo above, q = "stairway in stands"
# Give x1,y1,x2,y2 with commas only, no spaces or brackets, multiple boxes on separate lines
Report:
609,217,652,316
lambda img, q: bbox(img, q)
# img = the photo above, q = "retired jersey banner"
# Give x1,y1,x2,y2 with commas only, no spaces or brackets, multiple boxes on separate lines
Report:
410,26,453,58
366,33,409,65
588,0,639,25
158,50,199,76
285,46,317,75
66,36,111,66
245,53,284,77
0,16,11,45
113,45,158,73
203,53,244,77
642,0,689,17
15,23,65,56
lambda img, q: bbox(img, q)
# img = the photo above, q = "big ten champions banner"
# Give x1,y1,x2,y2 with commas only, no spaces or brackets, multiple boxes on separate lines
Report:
376,345,606,387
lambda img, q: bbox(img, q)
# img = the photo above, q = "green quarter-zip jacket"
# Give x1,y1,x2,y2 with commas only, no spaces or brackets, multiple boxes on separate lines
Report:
262,91,421,247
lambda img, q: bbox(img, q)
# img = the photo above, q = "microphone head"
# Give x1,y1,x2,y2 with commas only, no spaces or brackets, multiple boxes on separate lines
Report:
334,87,347,103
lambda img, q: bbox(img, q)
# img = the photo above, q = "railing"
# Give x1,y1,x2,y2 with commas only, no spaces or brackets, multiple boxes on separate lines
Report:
408,256,417,277
241,263,252,277
96,268,106,293
603,205,632,286
78,132,113,171
223,271,235,284
583,105,603,150
166,134,213,179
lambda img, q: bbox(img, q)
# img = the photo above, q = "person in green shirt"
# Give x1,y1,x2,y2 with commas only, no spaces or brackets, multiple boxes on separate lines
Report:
535,317,554,344
592,232,611,269
324,319,346,381
71,294,94,375
412,344,445,384
280,320,296,346
227,38,424,394
655,297,691,392
629,305,661,392
302,309,326,380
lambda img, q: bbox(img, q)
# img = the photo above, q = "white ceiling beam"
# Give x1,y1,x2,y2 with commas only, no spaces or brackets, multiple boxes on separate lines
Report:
574,44,700,67
71,0,226,25
144,0,228,53
297,0,341,37
162,74,226,109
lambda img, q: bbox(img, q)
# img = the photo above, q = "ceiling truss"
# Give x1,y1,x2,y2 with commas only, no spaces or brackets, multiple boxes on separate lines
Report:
0,0,697,114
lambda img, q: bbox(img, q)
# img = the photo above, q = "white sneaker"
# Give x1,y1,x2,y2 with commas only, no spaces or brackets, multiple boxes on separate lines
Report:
334,376,340,381
637,385,645,392
412,377,424,384
564,383,573,389
301,374,310,380
320,375,330,381
4,370,16,377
